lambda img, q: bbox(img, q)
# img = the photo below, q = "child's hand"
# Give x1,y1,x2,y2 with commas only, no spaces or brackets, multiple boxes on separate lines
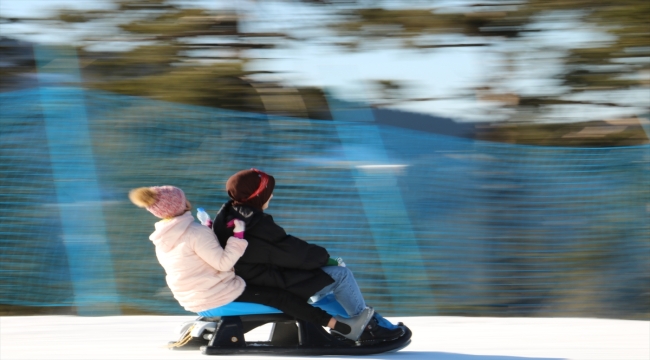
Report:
335,257,346,267
233,219,245,234
326,257,346,267
227,219,246,239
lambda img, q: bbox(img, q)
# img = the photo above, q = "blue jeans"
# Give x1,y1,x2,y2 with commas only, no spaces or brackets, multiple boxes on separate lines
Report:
310,266,399,330
310,266,367,317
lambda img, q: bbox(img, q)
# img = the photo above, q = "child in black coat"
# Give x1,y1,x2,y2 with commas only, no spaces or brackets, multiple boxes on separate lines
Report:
213,168,404,341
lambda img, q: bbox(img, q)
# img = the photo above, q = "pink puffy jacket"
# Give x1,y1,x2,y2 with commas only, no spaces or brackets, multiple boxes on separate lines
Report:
149,211,248,312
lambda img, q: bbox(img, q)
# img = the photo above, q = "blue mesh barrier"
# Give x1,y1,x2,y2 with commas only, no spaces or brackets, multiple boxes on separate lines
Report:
1,88,648,318
32,45,120,315
0,90,72,307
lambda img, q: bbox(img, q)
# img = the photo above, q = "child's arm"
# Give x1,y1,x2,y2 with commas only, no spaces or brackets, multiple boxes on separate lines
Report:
264,233,331,270
235,215,332,270
193,226,248,272
227,219,245,239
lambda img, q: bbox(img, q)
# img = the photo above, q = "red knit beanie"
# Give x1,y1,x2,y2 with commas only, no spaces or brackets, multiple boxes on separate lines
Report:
226,168,275,210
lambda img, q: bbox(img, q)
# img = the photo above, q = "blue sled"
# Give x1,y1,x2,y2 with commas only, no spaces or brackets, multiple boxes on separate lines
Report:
197,293,348,317
170,294,412,356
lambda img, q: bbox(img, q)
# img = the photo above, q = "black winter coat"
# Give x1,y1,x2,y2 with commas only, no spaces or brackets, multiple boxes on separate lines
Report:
212,201,334,300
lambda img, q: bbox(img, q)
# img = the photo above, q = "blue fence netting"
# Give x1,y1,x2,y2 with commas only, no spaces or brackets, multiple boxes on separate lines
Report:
1,87,649,318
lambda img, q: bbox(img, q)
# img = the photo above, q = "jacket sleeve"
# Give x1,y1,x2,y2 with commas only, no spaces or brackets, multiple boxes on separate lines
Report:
276,235,330,270
192,226,248,272
245,216,330,270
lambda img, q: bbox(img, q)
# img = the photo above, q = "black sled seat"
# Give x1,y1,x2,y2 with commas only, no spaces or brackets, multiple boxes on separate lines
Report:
170,295,412,356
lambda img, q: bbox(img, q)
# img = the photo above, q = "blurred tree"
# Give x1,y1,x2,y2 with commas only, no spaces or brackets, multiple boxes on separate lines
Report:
2,0,331,117
2,1,647,129
0,37,37,92
84,0,293,113
317,1,648,114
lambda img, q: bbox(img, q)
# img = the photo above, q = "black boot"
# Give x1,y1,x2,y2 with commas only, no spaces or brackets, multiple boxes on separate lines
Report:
358,317,404,342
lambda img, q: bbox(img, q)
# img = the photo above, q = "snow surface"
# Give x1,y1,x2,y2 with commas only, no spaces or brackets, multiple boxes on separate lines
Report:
1,316,648,360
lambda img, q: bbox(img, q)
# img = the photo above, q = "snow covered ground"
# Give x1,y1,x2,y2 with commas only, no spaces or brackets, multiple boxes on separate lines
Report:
1,315,648,360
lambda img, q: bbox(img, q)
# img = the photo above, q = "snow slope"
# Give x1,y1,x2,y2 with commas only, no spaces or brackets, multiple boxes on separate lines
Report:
1,316,648,360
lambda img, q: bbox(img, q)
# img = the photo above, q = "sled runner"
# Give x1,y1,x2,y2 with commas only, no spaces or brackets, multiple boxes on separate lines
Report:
169,295,412,356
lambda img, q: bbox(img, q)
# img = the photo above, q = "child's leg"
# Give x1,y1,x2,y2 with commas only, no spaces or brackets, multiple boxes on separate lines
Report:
312,266,367,317
314,267,400,331
234,284,375,341
236,285,331,327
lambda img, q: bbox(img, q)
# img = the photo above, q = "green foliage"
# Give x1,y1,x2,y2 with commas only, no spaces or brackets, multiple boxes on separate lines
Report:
117,8,236,37
33,0,310,115
95,64,266,112
325,0,649,123
476,120,649,146
4,0,648,129
334,7,532,41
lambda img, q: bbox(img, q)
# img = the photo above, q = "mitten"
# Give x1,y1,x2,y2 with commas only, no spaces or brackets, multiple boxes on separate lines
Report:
326,257,346,267
227,219,246,239
335,256,346,267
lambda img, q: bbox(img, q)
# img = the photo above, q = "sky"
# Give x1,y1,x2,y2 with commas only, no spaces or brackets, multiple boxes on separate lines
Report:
1,0,646,123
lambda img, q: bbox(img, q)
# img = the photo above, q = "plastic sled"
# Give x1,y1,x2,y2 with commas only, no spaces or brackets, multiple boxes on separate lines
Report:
168,294,412,356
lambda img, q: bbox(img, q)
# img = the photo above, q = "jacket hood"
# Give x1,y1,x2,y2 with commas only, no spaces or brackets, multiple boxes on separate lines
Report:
150,211,195,252
216,200,264,228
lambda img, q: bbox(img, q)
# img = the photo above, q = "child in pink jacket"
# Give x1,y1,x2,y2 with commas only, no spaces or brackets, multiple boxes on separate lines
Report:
129,185,373,341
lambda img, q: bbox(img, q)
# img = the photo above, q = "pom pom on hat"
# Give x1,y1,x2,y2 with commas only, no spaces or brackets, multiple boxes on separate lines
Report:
129,187,157,208
129,186,187,219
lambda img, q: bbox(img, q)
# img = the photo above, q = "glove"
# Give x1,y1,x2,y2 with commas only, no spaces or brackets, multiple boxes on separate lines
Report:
335,257,346,267
326,257,346,267
227,219,245,239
